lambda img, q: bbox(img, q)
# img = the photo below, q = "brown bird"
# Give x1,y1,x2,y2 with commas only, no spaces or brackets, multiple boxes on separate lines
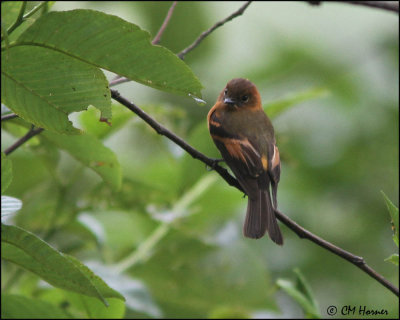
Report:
207,78,283,244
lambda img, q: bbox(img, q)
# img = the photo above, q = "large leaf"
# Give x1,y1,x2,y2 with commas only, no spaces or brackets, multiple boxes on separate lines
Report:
1,46,111,134
1,224,124,306
16,9,203,98
66,255,124,301
41,131,121,190
1,294,71,319
1,152,12,193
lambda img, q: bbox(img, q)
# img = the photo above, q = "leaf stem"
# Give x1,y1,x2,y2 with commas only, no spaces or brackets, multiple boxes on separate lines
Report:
1,113,18,121
23,1,49,20
5,1,27,36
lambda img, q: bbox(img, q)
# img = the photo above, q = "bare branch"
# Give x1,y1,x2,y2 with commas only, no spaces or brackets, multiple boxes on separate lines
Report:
152,1,178,45
111,89,399,297
1,113,18,121
308,1,399,14
275,209,399,296
177,1,252,60
4,126,44,156
110,89,242,190
109,75,129,87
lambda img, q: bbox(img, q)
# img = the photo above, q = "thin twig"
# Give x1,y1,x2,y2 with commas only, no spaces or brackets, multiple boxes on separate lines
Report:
152,1,178,45
111,89,399,297
308,1,399,14
3,126,44,156
109,76,129,87
274,209,399,296
177,1,252,60
2,1,49,42
23,1,49,20
1,113,18,121
5,1,27,36
110,89,242,190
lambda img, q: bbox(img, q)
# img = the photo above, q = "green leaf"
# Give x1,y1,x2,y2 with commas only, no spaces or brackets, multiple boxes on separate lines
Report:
64,254,125,300
78,105,133,139
381,191,399,248
1,152,12,193
1,46,111,134
265,87,329,119
66,255,125,301
277,269,321,319
1,1,23,31
81,296,126,319
1,224,107,306
41,131,121,190
83,263,160,317
384,254,399,266
17,9,203,98
1,294,71,319
293,268,320,314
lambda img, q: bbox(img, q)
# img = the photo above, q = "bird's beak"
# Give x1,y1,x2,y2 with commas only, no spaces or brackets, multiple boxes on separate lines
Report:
224,97,236,105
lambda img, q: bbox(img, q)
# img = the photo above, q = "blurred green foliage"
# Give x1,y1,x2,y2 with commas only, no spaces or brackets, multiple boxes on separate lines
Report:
1,1,398,319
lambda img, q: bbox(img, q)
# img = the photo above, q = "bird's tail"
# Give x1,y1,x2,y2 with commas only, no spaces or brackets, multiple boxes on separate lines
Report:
243,189,283,245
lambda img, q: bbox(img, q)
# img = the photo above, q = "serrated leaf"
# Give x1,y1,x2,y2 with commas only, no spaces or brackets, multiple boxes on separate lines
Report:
42,131,121,190
381,191,399,247
1,45,111,134
265,87,329,119
1,224,107,306
384,254,399,266
65,255,125,301
1,152,12,193
1,294,70,319
17,9,203,98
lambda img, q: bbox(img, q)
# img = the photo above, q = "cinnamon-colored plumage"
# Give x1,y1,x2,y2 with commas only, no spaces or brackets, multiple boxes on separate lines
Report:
207,78,283,244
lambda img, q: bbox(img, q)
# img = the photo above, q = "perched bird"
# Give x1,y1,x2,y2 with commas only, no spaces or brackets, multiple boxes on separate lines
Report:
207,78,283,244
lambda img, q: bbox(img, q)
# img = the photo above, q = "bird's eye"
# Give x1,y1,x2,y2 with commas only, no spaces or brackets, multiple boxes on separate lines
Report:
224,89,228,95
241,95,249,102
